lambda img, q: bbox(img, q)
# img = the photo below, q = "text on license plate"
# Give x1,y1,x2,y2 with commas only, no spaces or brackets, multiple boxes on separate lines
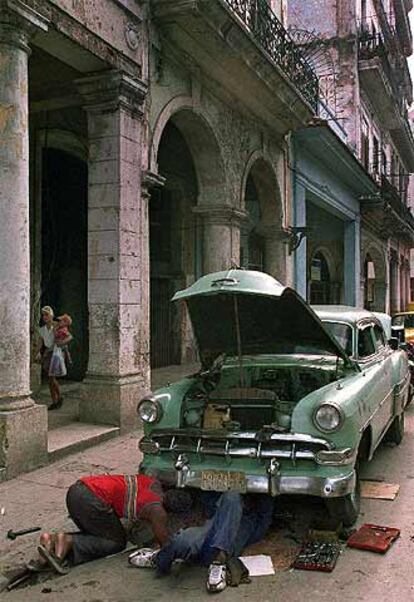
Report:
201,470,247,493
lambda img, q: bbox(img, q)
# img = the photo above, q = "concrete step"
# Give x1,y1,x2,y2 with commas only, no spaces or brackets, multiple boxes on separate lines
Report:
46,398,80,430
48,423,120,461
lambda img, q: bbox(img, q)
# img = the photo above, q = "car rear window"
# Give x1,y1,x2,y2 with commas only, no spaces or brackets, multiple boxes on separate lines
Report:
358,326,376,358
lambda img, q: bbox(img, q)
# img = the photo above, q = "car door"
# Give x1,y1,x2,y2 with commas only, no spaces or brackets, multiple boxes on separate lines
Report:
357,322,393,445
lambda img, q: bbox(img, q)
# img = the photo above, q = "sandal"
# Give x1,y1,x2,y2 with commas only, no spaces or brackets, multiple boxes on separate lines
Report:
37,544,70,575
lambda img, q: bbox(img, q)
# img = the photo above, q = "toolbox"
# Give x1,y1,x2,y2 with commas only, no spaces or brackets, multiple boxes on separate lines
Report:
292,541,341,572
346,523,400,553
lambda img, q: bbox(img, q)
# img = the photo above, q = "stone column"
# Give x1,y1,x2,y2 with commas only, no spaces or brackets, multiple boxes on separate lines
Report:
389,249,399,314
344,217,361,306
76,71,148,432
193,205,246,273
0,1,48,478
256,224,288,283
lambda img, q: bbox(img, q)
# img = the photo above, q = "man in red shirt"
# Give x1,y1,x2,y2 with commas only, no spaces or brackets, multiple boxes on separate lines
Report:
35,474,170,573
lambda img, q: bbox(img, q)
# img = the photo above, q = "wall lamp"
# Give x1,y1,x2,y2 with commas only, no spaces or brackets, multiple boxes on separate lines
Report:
281,226,311,254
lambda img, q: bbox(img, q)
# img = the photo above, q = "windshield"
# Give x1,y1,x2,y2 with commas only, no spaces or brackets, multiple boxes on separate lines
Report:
321,321,353,356
392,314,414,328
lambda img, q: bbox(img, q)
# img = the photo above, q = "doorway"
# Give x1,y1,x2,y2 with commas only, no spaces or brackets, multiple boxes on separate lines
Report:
41,148,88,380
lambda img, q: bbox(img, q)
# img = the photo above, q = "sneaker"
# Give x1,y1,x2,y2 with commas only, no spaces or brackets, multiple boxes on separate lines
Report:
128,548,157,569
206,563,227,593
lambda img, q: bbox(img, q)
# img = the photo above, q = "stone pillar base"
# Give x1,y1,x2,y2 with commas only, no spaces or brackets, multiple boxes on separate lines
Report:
0,402,48,481
80,375,148,433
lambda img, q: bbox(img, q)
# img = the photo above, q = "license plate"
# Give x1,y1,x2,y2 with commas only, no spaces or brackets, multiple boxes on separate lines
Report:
201,470,247,493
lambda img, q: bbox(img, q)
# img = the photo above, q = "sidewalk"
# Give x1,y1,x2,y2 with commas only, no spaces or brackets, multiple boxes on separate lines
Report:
0,431,142,577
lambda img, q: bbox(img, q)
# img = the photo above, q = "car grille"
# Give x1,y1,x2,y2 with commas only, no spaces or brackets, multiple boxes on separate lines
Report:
148,428,332,465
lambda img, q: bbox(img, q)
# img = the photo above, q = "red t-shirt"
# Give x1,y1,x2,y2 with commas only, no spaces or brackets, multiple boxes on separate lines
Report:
80,474,162,520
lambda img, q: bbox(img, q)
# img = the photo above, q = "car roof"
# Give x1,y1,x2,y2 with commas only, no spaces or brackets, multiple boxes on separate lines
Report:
311,305,377,325
393,311,414,317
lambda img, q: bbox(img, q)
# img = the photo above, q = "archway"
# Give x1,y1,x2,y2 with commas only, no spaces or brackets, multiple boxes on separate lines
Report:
310,251,331,304
41,148,88,380
361,243,387,312
240,157,284,278
363,253,375,310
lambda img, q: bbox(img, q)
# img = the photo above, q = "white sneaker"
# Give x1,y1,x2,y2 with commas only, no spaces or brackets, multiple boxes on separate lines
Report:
206,563,227,593
128,548,157,569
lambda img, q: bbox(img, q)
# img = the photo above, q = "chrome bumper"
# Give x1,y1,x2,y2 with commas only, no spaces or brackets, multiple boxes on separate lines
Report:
140,464,356,498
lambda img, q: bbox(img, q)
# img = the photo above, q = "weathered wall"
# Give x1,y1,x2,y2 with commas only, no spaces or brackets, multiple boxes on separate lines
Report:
147,52,288,237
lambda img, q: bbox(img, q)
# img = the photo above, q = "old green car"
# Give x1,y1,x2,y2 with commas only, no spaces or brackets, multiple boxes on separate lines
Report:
138,270,410,525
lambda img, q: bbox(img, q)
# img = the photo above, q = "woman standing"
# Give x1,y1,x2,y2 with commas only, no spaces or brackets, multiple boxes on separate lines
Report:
37,306,72,410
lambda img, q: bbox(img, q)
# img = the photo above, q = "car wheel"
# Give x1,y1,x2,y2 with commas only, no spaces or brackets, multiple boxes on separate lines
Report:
326,465,360,527
385,412,405,445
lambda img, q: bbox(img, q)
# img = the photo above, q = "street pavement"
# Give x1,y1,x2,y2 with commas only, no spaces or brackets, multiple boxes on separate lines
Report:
1,407,414,601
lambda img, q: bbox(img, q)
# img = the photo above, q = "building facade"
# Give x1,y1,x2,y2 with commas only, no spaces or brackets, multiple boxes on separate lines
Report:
288,0,414,312
0,0,318,478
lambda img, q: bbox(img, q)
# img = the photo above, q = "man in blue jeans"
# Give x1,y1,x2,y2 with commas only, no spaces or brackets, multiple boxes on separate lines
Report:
130,491,274,593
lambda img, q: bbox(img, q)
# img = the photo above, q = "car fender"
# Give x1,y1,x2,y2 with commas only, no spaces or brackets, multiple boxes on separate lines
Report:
389,349,410,414
143,377,196,433
291,370,379,451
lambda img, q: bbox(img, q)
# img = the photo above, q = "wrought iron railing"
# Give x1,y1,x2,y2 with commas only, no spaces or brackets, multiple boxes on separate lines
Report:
357,29,405,115
224,0,319,110
381,174,414,229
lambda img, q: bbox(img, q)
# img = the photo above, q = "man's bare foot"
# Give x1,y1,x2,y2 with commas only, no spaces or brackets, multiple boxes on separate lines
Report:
54,533,73,561
37,533,57,566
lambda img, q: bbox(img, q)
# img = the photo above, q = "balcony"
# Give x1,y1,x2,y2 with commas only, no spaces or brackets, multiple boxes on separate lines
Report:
151,0,318,135
360,174,414,242
358,31,403,128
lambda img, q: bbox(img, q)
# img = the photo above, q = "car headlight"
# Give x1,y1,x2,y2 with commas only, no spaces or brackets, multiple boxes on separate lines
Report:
313,403,343,432
137,397,163,424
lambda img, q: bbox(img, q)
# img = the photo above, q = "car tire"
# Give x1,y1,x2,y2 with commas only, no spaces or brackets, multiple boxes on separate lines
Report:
326,465,360,527
385,412,405,445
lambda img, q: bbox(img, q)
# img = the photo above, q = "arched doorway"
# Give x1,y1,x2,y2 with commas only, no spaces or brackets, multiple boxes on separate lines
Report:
240,175,265,271
150,121,198,368
310,251,331,304
361,244,387,312
41,148,88,380
240,157,284,278
363,253,376,310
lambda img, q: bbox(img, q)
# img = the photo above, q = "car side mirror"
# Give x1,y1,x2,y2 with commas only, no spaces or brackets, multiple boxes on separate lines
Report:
388,337,399,350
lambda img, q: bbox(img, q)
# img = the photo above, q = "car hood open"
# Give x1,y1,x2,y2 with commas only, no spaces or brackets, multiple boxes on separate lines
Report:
172,270,353,368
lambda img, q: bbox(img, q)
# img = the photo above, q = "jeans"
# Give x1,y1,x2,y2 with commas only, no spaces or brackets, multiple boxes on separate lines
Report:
66,481,126,565
156,492,273,573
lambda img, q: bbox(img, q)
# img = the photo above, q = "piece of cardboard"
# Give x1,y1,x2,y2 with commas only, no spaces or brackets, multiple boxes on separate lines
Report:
239,555,275,576
360,480,400,500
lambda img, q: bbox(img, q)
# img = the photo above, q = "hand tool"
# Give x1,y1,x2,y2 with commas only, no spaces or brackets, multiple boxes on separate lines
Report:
7,526,41,540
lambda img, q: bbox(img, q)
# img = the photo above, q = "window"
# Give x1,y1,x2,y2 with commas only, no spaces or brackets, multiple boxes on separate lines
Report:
361,0,367,27
381,149,388,177
372,136,379,174
360,118,370,170
323,322,353,356
358,325,376,357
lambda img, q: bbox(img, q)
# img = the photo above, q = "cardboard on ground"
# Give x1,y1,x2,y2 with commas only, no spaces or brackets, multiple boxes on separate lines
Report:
239,554,275,576
360,480,400,500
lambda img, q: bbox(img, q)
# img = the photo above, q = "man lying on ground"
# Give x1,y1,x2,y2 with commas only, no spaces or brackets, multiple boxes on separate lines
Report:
29,473,172,574
130,491,274,594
